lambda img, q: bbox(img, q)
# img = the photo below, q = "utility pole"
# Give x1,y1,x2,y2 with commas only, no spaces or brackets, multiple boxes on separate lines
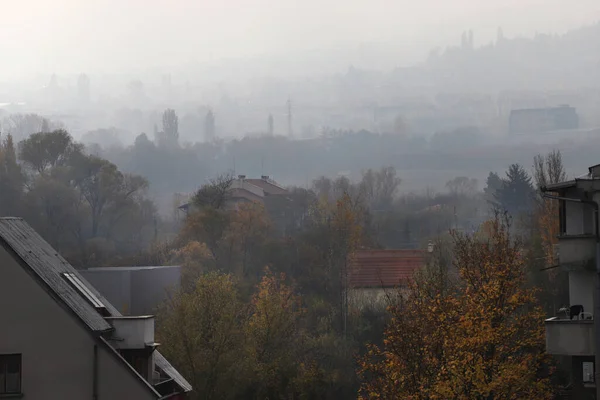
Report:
287,97,293,138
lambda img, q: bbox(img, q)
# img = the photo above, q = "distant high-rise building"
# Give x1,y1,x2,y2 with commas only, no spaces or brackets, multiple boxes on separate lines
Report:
46,74,59,101
205,109,215,141
496,27,505,44
268,113,274,136
77,74,90,104
162,74,172,88
48,74,58,91
509,105,579,134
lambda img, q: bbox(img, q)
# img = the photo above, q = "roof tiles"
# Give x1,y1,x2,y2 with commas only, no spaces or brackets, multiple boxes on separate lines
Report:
349,249,425,288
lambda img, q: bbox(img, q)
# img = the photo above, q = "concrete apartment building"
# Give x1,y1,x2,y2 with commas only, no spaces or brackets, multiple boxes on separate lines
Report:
177,175,289,214
509,104,579,135
80,266,182,316
0,217,191,399
542,164,600,398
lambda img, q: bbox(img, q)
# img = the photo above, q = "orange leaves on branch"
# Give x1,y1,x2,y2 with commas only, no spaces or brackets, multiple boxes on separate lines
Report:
359,215,554,400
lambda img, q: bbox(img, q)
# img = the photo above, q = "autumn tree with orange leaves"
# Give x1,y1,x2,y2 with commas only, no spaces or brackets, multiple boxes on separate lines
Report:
533,150,566,265
531,150,570,315
358,215,554,399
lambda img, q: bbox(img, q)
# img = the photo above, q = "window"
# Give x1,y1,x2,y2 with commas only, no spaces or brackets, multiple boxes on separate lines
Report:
62,273,110,316
559,200,566,235
121,350,149,380
0,354,21,395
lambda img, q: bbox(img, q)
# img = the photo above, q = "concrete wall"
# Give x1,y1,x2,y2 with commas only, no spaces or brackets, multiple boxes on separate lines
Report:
81,267,181,316
0,247,156,400
558,236,596,266
545,318,594,356
349,287,409,310
569,271,595,313
81,269,132,314
130,268,180,315
565,201,594,236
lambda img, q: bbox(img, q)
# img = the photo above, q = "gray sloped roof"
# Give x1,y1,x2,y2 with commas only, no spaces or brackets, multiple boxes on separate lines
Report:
0,217,192,393
0,217,113,332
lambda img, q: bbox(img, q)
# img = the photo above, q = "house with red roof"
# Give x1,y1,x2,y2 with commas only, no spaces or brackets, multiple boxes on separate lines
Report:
348,249,426,309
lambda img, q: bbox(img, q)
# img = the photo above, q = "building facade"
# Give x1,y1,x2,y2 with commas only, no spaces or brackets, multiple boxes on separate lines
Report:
0,218,191,399
542,164,600,398
509,105,579,134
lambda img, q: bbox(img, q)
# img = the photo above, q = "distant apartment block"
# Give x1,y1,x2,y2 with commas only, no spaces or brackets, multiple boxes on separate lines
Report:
509,105,579,134
177,175,298,234
178,175,289,213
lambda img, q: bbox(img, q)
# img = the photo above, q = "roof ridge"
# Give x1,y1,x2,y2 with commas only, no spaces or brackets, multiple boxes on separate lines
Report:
0,218,192,393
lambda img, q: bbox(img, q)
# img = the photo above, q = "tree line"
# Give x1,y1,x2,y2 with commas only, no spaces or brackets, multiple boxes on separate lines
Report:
0,123,572,397
0,130,157,266
153,150,570,399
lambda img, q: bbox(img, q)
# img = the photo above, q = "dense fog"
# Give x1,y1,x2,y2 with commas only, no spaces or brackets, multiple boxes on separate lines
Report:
1,3,600,398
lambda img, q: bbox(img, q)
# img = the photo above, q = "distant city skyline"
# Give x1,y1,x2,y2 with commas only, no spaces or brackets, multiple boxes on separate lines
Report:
0,0,598,79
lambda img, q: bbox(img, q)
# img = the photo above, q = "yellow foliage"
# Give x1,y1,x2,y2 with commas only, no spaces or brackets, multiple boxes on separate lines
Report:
171,240,213,290
538,195,560,266
358,217,554,400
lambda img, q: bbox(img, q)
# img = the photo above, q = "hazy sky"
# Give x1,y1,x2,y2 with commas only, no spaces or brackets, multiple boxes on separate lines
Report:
1,0,599,78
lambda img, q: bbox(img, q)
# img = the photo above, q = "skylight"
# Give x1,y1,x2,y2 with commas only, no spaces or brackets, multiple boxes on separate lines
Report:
62,272,106,311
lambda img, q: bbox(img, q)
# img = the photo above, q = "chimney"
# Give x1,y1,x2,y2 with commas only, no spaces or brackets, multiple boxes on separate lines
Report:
427,241,434,253
589,165,600,179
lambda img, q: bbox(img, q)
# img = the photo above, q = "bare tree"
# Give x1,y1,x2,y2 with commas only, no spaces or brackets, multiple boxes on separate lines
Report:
192,173,235,210
1,114,62,142
533,149,566,190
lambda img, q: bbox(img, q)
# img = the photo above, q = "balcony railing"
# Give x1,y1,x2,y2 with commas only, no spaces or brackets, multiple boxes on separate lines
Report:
545,317,594,356
556,234,596,269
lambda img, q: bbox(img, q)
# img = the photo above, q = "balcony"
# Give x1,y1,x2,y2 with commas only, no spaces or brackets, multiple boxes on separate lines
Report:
105,315,157,350
545,317,594,356
556,234,596,270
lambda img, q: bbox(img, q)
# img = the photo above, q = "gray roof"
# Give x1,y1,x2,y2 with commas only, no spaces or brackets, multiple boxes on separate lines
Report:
542,180,578,192
0,218,192,393
84,265,181,272
0,217,113,332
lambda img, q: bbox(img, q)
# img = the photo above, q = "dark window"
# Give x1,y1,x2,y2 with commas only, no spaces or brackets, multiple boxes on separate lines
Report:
121,350,149,380
0,354,21,394
559,200,567,235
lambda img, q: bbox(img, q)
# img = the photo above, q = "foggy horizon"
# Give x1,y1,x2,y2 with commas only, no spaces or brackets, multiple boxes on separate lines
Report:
1,0,599,78
2,3,600,398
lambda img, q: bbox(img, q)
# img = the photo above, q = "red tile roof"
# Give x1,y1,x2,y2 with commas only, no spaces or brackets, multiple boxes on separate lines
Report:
349,249,426,288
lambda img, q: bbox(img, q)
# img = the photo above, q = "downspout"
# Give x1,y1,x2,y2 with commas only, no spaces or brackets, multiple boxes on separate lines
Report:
542,192,600,394
93,344,99,400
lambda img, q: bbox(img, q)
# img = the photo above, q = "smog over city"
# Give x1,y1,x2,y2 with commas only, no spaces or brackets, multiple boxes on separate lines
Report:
0,1,600,398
